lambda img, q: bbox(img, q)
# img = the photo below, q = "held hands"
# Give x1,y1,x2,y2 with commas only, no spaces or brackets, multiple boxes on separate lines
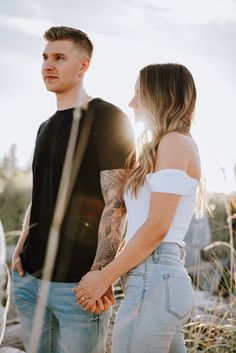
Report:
76,286,115,314
73,270,112,313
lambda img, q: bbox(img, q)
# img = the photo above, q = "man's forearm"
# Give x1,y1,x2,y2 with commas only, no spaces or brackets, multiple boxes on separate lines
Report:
13,203,31,257
91,169,127,270
91,202,126,270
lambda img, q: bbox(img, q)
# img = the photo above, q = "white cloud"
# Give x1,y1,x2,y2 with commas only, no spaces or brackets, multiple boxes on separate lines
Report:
0,16,52,37
132,0,236,25
112,6,146,27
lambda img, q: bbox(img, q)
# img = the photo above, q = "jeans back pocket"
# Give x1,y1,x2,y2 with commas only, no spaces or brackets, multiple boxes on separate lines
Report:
163,273,193,321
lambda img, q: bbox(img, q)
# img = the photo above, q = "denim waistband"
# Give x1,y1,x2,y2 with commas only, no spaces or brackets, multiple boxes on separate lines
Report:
145,242,186,265
153,242,185,259
125,242,187,277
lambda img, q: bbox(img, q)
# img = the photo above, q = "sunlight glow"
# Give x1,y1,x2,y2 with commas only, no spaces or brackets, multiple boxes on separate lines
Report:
131,120,145,142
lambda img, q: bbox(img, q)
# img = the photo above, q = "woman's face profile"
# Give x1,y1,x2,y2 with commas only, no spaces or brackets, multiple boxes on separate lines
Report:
129,75,144,123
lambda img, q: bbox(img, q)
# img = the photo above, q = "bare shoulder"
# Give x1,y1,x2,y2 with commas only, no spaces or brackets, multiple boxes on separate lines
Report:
159,131,194,146
155,132,200,176
158,132,195,155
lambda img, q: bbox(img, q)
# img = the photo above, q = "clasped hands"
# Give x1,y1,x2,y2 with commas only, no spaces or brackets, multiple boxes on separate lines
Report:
72,270,114,314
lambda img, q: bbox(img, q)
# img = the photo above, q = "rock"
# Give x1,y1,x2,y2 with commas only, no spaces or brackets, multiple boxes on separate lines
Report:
0,348,24,353
1,321,24,351
185,216,236,296
184,215,228,294
1,286,25,350
192,288,228,319
184,214,211,273
201,241,236,262
0,220,11,345
201,241,236,296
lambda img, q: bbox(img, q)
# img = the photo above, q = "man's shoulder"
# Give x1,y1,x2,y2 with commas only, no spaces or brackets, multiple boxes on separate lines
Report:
37,120,47,135
92,99,134,147
36,112,58,137
92,98,126,119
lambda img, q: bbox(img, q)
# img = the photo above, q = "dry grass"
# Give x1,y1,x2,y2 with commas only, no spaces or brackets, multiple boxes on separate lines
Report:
184,295,236,352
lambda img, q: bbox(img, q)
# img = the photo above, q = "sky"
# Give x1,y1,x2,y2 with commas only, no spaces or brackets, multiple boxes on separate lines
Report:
0,0,235,193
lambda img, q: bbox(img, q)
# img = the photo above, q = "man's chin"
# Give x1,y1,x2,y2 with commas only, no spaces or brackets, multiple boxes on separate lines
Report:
45,85,58,93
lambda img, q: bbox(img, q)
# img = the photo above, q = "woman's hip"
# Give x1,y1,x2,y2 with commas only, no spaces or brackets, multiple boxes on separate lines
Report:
121,242,193,322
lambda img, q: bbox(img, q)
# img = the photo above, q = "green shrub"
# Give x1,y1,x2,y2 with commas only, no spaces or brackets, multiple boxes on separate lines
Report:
0,180,31,232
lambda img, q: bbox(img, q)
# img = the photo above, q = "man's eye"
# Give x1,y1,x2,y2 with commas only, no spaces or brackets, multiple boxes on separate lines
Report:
56,56,64,61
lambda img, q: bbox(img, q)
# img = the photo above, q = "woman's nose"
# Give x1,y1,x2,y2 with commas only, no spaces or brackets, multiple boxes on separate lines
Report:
129,97,136,109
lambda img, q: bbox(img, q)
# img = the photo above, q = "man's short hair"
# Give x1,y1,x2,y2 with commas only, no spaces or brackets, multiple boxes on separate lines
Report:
44,26,94,58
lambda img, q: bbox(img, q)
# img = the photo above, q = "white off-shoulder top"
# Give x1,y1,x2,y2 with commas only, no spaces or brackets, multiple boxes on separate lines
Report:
124,169,199,246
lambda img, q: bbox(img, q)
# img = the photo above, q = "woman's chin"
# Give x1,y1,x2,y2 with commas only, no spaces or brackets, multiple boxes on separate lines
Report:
134,114,144,124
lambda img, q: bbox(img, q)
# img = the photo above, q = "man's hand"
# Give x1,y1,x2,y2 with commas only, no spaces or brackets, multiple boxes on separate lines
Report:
79,286,115,314
12,255,24,276
102,285,115,310
73,275,115,314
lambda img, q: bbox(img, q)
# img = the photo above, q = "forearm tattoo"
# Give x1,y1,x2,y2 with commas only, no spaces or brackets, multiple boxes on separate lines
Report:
91,169,127,270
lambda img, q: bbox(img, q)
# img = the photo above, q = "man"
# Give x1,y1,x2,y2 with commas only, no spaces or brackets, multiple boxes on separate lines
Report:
12,26,134,353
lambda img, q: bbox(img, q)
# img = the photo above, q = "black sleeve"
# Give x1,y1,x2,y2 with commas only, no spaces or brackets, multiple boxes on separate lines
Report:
94,104,135,171
36,120,47,138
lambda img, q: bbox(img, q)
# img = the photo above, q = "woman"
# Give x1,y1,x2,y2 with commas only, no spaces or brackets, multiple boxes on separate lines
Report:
74,63,201,353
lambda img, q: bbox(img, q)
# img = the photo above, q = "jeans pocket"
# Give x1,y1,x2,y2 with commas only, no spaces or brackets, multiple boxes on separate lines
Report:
123,272,145,306
163,273,193,321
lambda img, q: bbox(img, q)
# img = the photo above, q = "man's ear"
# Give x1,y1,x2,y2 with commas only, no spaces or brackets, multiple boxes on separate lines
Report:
79,57,91,76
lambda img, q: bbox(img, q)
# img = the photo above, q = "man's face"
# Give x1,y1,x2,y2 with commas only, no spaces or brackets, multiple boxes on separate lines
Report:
41,40,87,94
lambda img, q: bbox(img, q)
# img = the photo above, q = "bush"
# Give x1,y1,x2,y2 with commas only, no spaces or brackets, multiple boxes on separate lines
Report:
208,192,236,247
0,180,31,233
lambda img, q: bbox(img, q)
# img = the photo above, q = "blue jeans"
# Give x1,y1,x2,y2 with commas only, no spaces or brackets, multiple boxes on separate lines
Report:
112,243,194,353
12,271,111,353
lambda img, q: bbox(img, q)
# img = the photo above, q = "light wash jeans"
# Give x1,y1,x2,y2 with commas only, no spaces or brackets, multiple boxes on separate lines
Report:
112,242,194,353
12,270,111,353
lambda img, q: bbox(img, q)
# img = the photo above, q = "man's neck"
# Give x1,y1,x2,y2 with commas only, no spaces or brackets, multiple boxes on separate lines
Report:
56,85,93,111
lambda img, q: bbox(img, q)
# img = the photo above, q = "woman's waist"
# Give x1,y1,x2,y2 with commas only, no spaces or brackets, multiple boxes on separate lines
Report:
126,224,189,246
127,242,187,275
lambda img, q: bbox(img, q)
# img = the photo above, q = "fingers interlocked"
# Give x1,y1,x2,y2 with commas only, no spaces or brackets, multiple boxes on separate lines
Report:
79,296,91,304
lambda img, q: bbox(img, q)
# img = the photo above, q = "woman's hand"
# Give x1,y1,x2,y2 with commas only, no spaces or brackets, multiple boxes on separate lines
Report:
81,287,115,313
73,270,111,310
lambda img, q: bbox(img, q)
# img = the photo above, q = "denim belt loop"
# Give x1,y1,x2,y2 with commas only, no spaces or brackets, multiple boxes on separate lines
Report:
180,246,186,263
152,247,159,263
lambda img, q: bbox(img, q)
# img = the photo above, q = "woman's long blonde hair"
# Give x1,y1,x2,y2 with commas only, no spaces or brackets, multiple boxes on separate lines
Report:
124,63,197,196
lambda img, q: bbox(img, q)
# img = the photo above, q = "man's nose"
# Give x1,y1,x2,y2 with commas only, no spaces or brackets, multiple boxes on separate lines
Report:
43,60,55,71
